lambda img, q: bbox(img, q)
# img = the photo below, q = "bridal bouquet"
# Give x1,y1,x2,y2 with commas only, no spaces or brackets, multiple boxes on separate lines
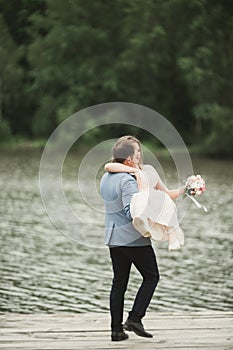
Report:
185,175,207,212
185,175,206,196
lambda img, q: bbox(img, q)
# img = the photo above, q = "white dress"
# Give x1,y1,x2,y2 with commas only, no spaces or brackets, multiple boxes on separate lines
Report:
130,165,184,249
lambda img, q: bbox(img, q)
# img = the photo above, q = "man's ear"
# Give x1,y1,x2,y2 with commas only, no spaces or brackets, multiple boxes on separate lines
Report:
124,157,132,166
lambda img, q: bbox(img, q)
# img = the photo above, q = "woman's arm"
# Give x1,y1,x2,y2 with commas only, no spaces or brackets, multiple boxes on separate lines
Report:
104,163,148,191
155,178,185,200
104,162,136,173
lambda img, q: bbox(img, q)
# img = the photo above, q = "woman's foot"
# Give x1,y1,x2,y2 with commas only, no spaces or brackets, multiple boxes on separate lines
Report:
168,230,181,251
148,219,164,241
168,239,181,251
133,216,151,237
177,228,184,246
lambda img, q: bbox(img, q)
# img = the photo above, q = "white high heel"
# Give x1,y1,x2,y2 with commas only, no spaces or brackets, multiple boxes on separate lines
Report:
168,239,181,251
177,228,185,246
133,216,151,237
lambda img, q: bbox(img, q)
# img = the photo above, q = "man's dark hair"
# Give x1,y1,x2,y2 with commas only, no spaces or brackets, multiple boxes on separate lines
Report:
112,135,141,164
112,142,135,163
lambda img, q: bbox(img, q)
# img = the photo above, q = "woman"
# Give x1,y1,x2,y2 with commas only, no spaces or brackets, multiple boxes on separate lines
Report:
104,135,185,251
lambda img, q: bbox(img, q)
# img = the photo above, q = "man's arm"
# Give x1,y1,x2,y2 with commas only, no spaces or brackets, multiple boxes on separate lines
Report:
120,174,138,220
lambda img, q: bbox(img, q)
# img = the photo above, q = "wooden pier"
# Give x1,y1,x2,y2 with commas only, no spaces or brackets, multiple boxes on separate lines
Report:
0,312,232,349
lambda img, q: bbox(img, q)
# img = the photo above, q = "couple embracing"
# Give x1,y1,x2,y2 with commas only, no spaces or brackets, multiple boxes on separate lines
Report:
100,135,184,341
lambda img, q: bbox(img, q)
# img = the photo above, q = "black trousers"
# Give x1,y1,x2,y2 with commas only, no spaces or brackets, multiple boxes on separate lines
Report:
109,245,160,332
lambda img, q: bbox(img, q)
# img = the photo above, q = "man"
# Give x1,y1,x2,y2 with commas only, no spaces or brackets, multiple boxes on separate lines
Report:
100,135,160,341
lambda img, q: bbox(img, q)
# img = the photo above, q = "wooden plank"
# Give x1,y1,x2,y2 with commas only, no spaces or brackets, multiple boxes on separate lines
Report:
0,312,232,350
1,317,232,332
0,329,231,342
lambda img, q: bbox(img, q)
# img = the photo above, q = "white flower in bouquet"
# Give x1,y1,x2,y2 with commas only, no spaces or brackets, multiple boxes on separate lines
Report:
185,175,206,196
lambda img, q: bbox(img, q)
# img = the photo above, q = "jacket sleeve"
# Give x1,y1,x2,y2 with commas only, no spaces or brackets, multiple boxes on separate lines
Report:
120,175,138,220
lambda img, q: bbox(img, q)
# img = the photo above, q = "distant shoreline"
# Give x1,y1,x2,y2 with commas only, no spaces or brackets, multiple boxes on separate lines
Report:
0,138,231,159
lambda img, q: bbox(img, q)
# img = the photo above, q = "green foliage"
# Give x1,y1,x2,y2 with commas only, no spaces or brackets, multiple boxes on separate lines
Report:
178,0,233,153
202,104,233,156
0,13,24,133
0,118,11,142
0,0,232,155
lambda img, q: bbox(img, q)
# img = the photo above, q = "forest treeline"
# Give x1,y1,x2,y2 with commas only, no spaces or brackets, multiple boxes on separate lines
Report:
0,0,232,155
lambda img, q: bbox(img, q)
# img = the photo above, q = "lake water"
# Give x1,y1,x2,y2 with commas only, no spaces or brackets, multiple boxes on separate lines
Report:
0,149,232,314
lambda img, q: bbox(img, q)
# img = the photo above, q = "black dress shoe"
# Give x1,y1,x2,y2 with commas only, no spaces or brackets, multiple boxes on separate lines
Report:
111,330,129,341
124,318,153,338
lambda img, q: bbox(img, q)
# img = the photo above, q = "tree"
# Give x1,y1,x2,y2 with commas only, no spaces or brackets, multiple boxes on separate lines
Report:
28,0,126,136
0,0,46,137
0,0,232,154
0,13,23,136
178,0,233,155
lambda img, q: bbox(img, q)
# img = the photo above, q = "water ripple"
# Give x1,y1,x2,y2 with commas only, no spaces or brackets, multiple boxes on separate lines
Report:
0,152,232,313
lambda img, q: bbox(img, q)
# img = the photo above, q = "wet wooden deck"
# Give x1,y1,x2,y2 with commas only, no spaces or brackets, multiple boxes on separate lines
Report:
0,312,232,349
